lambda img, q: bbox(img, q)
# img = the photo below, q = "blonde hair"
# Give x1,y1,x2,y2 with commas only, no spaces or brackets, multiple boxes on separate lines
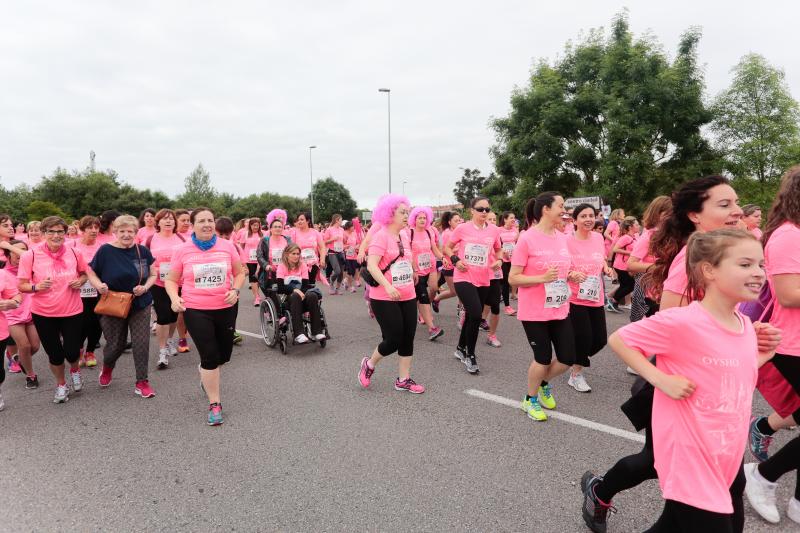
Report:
27,220,41,232
281,244,302,270
685,228,758,303
112,215,140,232
609,208,625,222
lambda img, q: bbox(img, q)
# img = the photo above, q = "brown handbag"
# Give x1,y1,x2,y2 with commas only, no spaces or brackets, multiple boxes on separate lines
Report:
94,244,143,319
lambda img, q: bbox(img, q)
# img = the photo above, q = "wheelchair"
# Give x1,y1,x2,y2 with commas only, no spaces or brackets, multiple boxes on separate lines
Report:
259,280,330,354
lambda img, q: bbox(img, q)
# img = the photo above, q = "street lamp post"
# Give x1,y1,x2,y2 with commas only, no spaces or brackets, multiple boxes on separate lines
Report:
402,180,407,195
309,145,317,224
378,88,391,193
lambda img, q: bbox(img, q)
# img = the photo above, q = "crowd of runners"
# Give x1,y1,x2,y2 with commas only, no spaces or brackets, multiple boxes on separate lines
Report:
1,166,800,531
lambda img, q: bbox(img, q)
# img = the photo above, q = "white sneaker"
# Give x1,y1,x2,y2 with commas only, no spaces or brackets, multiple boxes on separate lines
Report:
294,334,309,344
626,366,638,376
157,348,169,369
70,370,83,392
314,333,326,341
568,373,592,393
167,339,178,356
744,463,780,523
788,497,800,524
619,304,631,310
54,384,69,403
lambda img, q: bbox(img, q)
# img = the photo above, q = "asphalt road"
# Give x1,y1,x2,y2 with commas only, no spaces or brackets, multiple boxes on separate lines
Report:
1,287,798,532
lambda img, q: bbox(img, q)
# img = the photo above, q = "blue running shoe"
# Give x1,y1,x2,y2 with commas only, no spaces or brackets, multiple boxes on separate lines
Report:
207,403,223,426
749,416,773,462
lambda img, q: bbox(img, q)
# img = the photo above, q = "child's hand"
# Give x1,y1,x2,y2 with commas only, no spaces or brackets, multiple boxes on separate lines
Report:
656,374,696,400
754,322,781,356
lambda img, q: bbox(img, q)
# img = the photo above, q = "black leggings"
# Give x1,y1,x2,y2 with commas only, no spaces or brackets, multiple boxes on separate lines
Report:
287,291,322,337
80,296,103,351
487,279,501,315
370,298,417,357
414,274,431,305
32,313,83,366
326,252,344,285
612,268,635,303
501,262,512,306
521,319,576,366
150,285,178,325
455,282,490,357
595,427,657,503
0,337,8,384
569,304,607,367
183,306,237,370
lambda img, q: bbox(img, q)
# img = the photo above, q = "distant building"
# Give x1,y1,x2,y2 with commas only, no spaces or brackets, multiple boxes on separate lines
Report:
431,203,464,219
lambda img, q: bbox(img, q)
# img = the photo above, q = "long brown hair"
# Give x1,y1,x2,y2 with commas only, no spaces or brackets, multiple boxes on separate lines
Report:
281,244,302,270
642,196,672,230
763,165,800,245
685,228,758,303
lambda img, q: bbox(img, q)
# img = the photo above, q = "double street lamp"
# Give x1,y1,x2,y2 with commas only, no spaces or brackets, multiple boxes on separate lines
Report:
308,145,317,224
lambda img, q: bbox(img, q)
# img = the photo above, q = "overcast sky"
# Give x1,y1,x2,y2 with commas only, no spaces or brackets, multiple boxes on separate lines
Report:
2,1,798,210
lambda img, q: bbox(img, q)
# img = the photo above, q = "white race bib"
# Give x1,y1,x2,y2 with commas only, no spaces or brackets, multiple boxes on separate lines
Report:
544,279,570,308
577,275,602,303
346,247,356,257
248,248,258,262
301,248,317,264
271,247,284,265
463,243,489,267
80,281,97,298
390,260,414,288
285,275,302,286
417,252,432,271
333,241,343,253
493,268,503,280
193,262,227,289
502,242,515,255
158,262,171,282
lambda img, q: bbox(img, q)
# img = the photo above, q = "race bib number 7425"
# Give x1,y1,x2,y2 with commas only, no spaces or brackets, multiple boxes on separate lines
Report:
193,262,227,289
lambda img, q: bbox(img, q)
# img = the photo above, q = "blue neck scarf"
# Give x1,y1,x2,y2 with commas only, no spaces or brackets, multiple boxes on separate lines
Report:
192,233,217,251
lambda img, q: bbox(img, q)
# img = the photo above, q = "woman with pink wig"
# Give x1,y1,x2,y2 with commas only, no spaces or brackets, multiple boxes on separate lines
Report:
403,206,444,341
358,194,425,394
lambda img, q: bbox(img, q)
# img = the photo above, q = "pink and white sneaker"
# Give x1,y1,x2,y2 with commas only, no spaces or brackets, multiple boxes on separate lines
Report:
134,380,156,398
504,306,516,316
358,357,375,388
487,334,502,348
394,377,425,394
7,357,22,374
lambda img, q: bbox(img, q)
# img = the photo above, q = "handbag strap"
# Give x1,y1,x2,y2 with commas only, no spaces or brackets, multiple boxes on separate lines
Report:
135,244,143,287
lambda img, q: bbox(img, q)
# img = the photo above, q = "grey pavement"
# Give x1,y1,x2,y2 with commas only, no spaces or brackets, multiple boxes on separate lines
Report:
1,288,798,532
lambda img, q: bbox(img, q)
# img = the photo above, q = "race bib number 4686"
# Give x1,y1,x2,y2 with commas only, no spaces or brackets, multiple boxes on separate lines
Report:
193,262,227,289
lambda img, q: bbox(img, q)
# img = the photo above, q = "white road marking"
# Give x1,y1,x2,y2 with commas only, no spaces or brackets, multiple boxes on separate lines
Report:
465,388,646,444
237,329,263,339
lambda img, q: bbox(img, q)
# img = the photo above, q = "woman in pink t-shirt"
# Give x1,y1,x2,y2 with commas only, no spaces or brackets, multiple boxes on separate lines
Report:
97,211,120,246
404,206,444,342
66,223,79,241
4,240,38,389
431,212,459,312
607,218,639,311
0,262,22,409
255,218,289,315
14,222,26,242
603,209,625,260
71,215,104,368
498,211,519,315
146,209,187,368
481,211,505,348
741,204,763,241
357,194,425,395
627,196,672,322
342,221,361,292
175,209,193,240
17,216,89,404
443,197,501,374
165,207,246,426
323,214,345,294
26,221,44,249
611,229,778,530
242,218,264,306
290,212,326,286
136,208,157,245
509,192,582,421
0,215,27,273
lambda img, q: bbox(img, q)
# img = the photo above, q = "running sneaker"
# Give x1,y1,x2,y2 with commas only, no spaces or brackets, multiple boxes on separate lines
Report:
177,338,190,353
99,366,113,387
358,357,375,388
394,377,425,394
749,416,774,462
744,462,779,523
329,287,337,296
521,396,546,421
232,331,243,345
157,348,169,369
350,286,357,293
428,327,444,341
135,380,155,398
504,306,516,316
207,403,223,426
85,352,97,367
604,302,621,313
253,296,261,307
295,334,310,344
789,497,800,525
479,319,489,331
486,334,502,348
454,346,466,362
464,355,479,374
569,373,592,393
70,369,83,392
167,339,178,356
625,366,638,375
538,384,556,409
8,357,21,373
581,471,616,533
53,383,69,403
313,333,326,341
618,304,631,310
25,375,39,389
431,298,440,313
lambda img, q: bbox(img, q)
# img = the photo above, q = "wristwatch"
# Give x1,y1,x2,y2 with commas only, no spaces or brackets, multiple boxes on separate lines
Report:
232,288,241,295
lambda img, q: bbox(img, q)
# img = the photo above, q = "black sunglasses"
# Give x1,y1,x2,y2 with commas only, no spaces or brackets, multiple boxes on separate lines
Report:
473,207,491,213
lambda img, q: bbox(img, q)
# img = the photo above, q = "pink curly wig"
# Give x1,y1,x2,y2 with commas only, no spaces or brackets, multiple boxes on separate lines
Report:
372,193,410,226
408,206,433,229
266,209,287,227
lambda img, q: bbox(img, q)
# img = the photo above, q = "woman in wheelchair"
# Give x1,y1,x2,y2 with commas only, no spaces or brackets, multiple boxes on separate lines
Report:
275,244,325,345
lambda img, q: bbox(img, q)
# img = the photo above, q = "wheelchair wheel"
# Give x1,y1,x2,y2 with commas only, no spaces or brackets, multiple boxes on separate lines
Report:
318,306,329,348
259,298,279,348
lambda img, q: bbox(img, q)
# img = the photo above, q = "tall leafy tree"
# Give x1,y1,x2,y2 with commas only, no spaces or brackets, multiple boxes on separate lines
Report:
452,168,493,207
311,177,358,224
491,12,720,212
176,163,218,208
711,53,800,183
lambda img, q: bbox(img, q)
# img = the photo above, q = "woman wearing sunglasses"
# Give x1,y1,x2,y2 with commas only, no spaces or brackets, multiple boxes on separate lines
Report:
443,196,502,374
358,194,425,394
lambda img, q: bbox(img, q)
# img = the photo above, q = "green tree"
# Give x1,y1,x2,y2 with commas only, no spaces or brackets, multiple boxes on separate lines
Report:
0,184,35,222
491,12,720,212
176,163,218,208
711,53,800,184
453,168,493,207
311,177,357,224
27,200,70,221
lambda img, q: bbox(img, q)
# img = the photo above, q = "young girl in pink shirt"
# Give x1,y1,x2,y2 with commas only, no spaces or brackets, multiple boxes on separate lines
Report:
498,211,519,315
404,206,444,342
607,217,640,311
610,229,778,531
242,218,264,306
431,211,459,312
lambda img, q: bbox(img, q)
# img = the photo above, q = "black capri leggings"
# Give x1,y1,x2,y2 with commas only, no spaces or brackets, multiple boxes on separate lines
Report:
455,282,490,357
414,274,431,305
568,304,607,367
501,261,512,306
150,285,178,325
760,353,800,500
370,298,417,357
612,268,635,303
521,318,576,366
247,263,258,283
487,278,501,315
32,313,84,366
80,296,103,351
183,306,237,370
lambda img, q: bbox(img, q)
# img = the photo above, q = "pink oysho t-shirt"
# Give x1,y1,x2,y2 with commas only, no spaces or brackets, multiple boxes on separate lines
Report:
0,269,19,338
324,226,345,253
169,239,241,310
448,222,501,287
765,222,800,356
367,228,415,302
567,232,606,307
243,232,263,264
148,233,186,287
17,245,88,317
404,226,436,277
136,226,156,245
498,227,519,262
511,228,572,321
612,234,636,271
662,245,689,299
631,228,655,264
290,228,324,266
617,302,758,513
344,231,359,260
